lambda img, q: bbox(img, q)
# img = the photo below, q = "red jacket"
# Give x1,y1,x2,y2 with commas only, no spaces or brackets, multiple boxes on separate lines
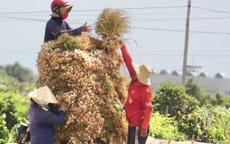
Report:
121,45,152,130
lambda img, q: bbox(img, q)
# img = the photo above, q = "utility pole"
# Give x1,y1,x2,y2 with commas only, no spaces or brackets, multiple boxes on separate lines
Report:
182,0,191,86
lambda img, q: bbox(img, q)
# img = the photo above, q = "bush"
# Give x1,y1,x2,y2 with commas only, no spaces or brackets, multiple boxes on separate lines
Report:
149,112,185,141
0,115,9,144
0,87,29,142
153,82,199,120
177,106,230,143
207,107,230,143
223,96,230,109
177,109,211,142
185,78,212,107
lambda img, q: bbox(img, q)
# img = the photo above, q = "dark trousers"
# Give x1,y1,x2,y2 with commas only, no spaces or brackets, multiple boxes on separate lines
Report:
127,125,149,144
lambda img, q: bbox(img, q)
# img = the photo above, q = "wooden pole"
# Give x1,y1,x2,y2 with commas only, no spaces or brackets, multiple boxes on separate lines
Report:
182,0,191,86
221,117,226,137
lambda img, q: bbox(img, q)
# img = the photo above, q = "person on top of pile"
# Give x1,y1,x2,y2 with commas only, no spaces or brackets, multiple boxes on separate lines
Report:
120,45,153,144
44,0,92,42
28,85,66,144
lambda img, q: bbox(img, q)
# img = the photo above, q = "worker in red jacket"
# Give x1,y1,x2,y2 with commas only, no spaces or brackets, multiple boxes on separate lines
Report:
44,0,92,42
121,45,153,144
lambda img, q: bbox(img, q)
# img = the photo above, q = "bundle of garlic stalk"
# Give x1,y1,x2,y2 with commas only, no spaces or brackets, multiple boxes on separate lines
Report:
37,8,130,144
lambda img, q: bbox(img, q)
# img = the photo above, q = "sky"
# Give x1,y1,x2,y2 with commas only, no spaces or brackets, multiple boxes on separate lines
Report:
0,0,230,78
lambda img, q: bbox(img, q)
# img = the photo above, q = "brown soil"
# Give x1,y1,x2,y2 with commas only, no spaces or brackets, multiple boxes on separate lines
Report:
146,137,209,144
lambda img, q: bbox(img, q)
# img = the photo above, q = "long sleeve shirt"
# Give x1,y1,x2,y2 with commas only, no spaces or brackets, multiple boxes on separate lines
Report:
121,45,152,130
44,17,82,42
29,102,65,144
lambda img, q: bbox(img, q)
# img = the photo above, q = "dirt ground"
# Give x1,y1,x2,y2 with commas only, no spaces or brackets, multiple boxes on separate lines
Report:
146,137,209,144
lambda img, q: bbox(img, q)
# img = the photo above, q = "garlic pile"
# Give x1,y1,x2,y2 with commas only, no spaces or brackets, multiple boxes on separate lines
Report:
37,33,128,143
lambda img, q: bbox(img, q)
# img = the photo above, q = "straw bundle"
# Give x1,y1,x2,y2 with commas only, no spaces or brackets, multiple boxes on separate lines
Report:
37,8,130,144
95,8,130,47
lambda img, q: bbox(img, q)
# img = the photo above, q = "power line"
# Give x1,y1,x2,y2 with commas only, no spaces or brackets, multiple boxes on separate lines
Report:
192,6,230,15
131,53,230,57
133,17,230,22
3,15,230,23
0,6,188,14
122,6,187,10
0,5,229,36
129,11,215,15
133,27,230,35
0,16,46,22
0,11,217,17
1,16,229,35
0,11,49,14
0,5,229,15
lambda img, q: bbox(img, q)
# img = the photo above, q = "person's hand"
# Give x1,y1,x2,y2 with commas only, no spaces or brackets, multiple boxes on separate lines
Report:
82,22,92,32
123,104,126,110
58,104,66,112
140,128,147,137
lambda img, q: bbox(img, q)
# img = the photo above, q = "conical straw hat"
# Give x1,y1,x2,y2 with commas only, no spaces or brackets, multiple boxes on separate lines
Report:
28,85,58,104
132,62,152,85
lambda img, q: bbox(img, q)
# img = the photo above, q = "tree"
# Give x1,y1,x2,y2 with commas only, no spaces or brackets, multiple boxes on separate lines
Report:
223,96,230,109
4,62,36,83
185,78,209,106
1,62,38,95
215,93,223,105
153,82,199,121
0,87,29,142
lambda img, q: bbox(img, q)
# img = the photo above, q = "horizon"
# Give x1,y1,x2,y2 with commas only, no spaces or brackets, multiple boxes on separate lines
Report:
0,0,229,78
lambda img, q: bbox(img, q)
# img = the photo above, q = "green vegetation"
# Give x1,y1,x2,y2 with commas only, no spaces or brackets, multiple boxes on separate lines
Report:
0,62,229,143
149,112,186,141
153,82,199,120
0,62,37,143
151,79,230,143
0,115,9,144
0,62,38,95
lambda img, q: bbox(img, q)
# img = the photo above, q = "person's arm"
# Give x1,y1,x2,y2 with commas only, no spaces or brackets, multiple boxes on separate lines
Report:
70,27,82,35
140,86,152,136
67,22,92,36
45,107,66,125
54,21,82,37
46,111,65,125
44,20,92,42
44,20,81,42
120,45,137,80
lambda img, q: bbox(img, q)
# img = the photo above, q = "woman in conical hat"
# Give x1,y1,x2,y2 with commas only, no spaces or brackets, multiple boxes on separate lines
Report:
28,85,58,105
120,45,152,144
28,85,66,144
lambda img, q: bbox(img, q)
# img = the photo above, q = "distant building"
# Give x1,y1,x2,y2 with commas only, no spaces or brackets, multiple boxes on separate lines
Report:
150,65,230,96
121,65,230,96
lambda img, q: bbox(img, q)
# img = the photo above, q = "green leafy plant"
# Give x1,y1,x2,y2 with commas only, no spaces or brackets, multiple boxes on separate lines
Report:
0,88,29,142
0,115,9,144
149,112,185,141
207,107,230,143
153,82,199,120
